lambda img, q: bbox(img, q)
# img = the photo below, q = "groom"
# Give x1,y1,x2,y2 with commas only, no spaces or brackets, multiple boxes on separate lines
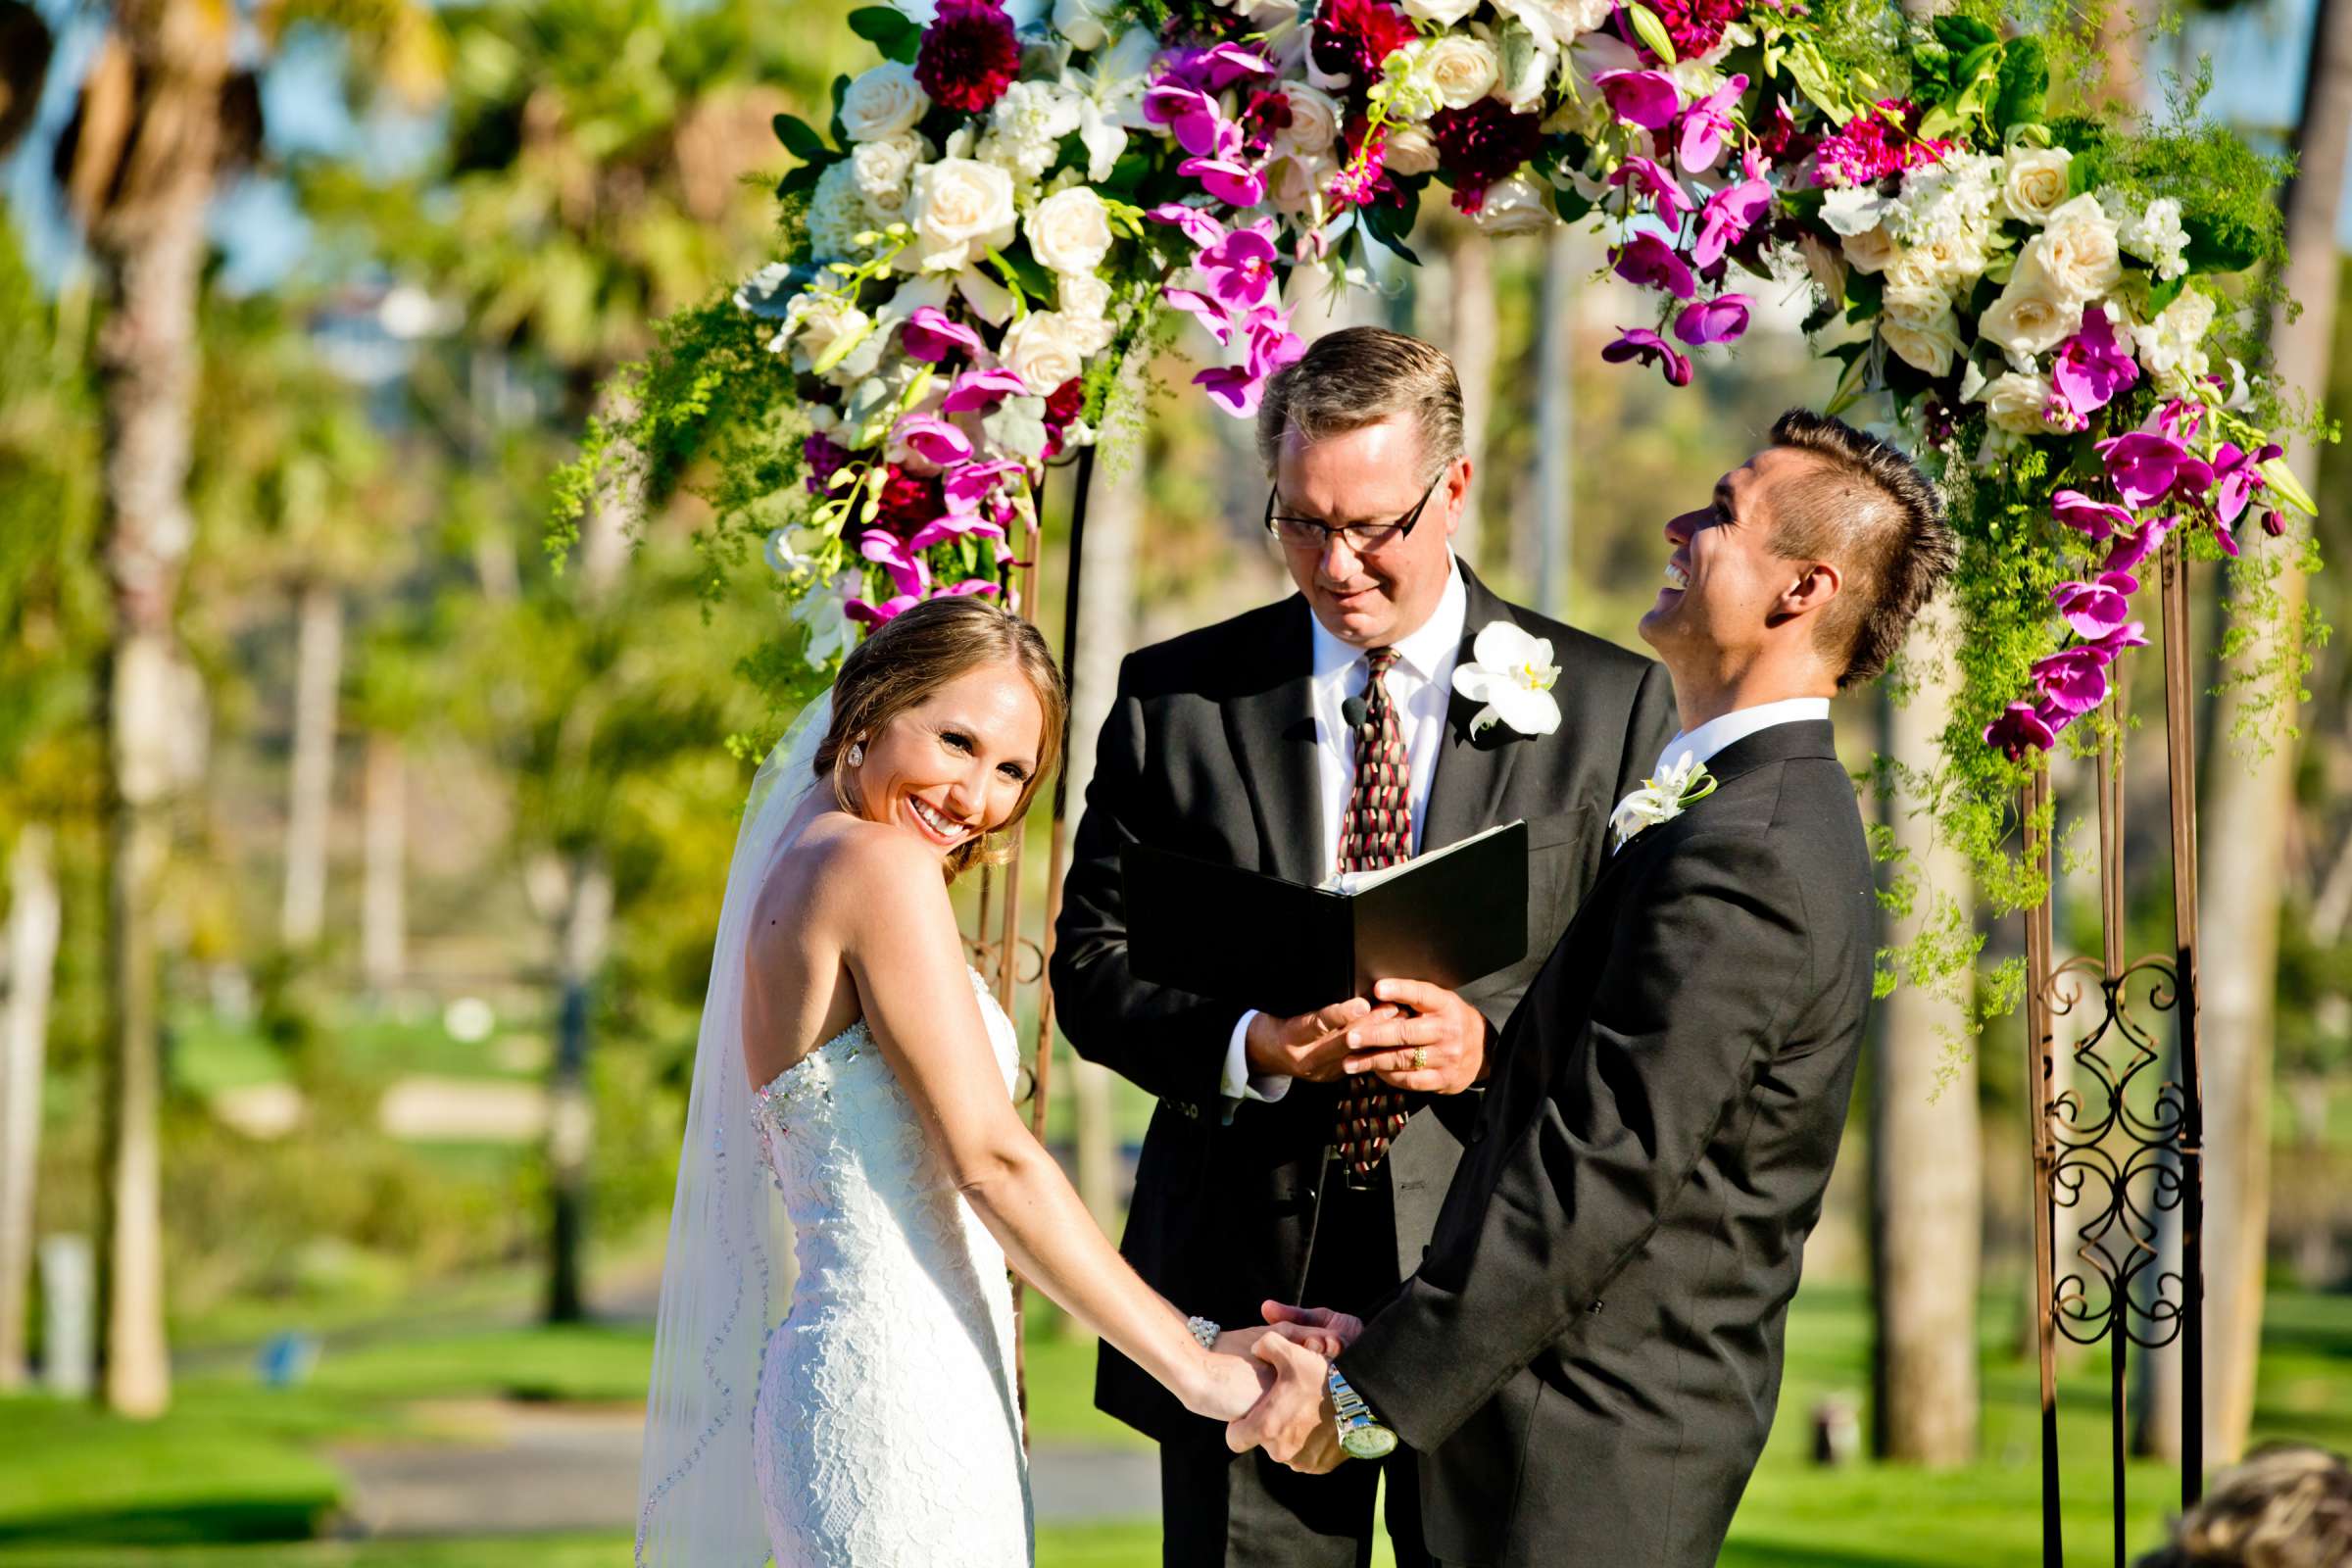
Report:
1051,326,1674,1566
1231,409,1958,1567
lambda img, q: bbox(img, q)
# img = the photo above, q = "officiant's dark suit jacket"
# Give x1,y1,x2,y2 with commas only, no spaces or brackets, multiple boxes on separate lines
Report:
1337,718,1873,1568
1050,562,1674,1443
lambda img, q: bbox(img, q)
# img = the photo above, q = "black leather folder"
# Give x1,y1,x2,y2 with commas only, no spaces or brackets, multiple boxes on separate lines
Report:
1118,820,1530,1016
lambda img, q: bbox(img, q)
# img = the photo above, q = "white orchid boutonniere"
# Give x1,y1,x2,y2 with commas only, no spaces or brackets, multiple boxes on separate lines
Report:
1609,751,1720,850
1452,620,1561,739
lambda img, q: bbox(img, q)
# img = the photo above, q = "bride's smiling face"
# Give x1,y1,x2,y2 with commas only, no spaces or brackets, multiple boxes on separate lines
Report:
850,662,1045,858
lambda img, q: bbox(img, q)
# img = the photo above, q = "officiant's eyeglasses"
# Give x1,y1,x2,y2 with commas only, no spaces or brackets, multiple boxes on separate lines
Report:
1264,469,1443,555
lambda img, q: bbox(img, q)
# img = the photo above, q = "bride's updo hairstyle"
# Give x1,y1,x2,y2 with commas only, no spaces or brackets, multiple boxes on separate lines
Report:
813,595,1067,881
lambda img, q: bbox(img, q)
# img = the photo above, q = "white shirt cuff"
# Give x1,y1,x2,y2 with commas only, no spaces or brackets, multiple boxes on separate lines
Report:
1220,1010,1293,1103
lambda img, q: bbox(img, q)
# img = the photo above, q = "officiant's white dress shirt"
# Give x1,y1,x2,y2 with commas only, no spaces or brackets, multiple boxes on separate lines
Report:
1649,695,1831,779
1217,558,1469,1107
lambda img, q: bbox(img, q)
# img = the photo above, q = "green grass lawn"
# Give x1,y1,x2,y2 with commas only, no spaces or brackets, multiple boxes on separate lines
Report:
3,1279,2347,1566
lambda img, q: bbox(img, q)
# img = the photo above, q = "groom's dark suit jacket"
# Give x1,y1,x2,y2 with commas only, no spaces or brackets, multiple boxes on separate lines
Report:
1051,563,1674,1443
1338,719,1874,1568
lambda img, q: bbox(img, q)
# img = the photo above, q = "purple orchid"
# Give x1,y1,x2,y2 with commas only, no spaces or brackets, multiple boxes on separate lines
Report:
2208,440,2280,525
941,368,1033,414
1162,285,1238,345
941,458,1029,514
937,577,1004,599
2050,306,2139,420
1198,222,1280,308
891,414,974,469
1673,293,1752,347
2031,645,2112,716
1595,70,1683,132
1609,157,1692,223
2096,431,2192,510
1676,74,1748,173
1195,310,1304,417
858,529,933,596
2083,618,2151,658
1614,231,1696,301
2262,510,2286,537
1178,154,1267,208
2102,513,2179,575
1159,40,1275,93
1690,175,1772,269
2050,488,2135,545
2154,397,2205,442
1146,82,1239,160
2050,571,2138,639
1601,325,1693,387
1983,700,2059,760
1147,201,1228,250
901,307,986,365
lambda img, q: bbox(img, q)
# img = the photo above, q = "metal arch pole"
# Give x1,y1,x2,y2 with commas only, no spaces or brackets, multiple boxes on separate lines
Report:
2023,761,2063,1568
2158,531,2205,1507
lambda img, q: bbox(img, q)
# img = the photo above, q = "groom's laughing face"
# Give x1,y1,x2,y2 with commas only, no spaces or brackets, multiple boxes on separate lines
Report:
1641,447,1816,665
1273,416,1462,649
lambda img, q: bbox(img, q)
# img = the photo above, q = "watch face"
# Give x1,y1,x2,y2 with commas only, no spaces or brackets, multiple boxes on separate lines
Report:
1341,1425,1397,1460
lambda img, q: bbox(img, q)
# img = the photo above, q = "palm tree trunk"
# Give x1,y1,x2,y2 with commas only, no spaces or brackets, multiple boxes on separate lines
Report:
1059,455,1143,1247
88,0,231,1418
1450,231,1496,566
0,824,61,1391
2156,0,2352,1467
546,850,612,1324
362,731,406,994
1532,230,1576,617
1869,639,1982,1465
279,578,342,950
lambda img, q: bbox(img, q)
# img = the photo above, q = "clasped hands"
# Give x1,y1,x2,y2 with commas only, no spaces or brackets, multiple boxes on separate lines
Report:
1210,1301,1369,1475
1244,979,1491,1095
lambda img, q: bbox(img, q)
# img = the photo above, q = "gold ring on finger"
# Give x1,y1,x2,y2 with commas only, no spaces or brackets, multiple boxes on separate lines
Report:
1412,1046,1427,1071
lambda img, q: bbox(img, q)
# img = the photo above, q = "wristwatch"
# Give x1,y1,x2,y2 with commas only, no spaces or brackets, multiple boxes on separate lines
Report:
1326,1365,1396,1460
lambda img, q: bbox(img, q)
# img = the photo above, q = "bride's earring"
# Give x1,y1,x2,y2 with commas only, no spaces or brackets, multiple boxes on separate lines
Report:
847,737,865,767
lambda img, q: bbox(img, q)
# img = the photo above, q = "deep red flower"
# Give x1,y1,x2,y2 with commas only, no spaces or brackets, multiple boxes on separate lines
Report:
874,467,947,539
1311,0,1419,88
916,0,1021,115
1428,99,1545,212
1239,88,1294,155
1633,0,1744,62
1045,378,1087,426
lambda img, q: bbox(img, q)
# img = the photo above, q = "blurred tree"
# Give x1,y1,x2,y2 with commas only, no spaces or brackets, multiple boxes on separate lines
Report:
0,201,104,1393
2173,0,2352,1468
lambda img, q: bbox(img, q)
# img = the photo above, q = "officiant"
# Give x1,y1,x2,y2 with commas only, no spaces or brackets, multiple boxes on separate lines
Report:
1051,326,1676,1568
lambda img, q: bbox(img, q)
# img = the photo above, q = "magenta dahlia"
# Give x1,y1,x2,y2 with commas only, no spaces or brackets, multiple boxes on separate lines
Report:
1809,100,1951,188
1428,100,1545,213
916,0,1020,115
1310,0,1420,88
1634,0,1743,62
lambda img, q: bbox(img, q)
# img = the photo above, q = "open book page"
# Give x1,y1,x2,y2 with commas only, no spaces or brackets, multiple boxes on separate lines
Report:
1317,818,1528,897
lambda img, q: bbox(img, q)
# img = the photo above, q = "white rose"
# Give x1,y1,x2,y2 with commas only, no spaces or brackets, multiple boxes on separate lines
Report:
1821,184,1892,238
1883,248,1950,298
998,310,1089,394
1998,145,2073,226
1277,84,1344,158
1383,122,1441,177
1265,151,1336,217
1027,185,1113,275
1880,278,1953,330
905,158,1018,271
1403,0,1481,24
851,132,928,219
807,162,869,262
1053,0,1113,50
2121,196,2189,282
1474,172,1554,235
1914,220,1992,292
840,63,930,143
1421,35,1500,109
1977,369,2056,435
2033,193,2123,305
1056,271,1118,353
1979,253,2084,366
1880,310,1963,377
1841,224,1897,275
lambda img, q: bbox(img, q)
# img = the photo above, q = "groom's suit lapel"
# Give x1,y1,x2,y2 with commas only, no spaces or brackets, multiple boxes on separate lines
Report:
1222,597,1325,887
1419,564,1529,856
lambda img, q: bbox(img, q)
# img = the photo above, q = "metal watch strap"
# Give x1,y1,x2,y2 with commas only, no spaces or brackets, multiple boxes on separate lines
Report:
1326,1365,1397,1459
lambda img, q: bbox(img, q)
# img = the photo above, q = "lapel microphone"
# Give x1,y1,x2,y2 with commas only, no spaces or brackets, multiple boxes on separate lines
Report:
1341,694,1369,728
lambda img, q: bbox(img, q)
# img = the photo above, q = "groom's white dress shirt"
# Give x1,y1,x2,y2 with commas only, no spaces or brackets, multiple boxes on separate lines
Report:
1649,695,1831,779
1217,557,1469,1107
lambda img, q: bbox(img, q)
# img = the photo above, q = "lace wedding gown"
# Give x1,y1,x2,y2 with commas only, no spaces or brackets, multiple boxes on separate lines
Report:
748,966,1034,1565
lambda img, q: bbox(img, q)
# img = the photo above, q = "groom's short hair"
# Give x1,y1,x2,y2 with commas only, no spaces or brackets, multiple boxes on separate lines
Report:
1256,326,1465,481
1765,408,1957,689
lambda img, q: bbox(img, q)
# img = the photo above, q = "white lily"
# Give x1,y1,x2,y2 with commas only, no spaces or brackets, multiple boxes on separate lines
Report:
1608,751,1719,849
1452,619,1563,738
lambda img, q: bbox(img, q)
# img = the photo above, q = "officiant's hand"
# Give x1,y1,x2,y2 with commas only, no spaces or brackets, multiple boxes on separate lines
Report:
1260,1300,1364,1352
1244,999,1399,1083
1341,978,1491,1094
1227,1332,1345,1473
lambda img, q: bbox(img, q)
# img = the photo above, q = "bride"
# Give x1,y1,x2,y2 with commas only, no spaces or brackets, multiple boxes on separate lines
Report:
636,597,1309,1566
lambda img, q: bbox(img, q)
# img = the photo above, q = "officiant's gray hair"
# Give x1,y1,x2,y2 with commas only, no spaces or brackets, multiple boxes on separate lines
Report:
1256,326,1465,481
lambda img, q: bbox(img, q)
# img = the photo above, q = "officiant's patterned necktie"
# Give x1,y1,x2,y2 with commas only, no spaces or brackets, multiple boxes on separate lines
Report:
1333,647,1413,1188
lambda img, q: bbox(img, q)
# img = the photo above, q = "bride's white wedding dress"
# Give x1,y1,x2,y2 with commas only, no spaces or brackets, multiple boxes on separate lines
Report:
748,966,1032,1564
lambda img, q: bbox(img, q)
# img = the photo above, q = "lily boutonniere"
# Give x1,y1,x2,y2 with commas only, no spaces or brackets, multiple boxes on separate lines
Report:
1609,752,1719,850
1452,620,1562,739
